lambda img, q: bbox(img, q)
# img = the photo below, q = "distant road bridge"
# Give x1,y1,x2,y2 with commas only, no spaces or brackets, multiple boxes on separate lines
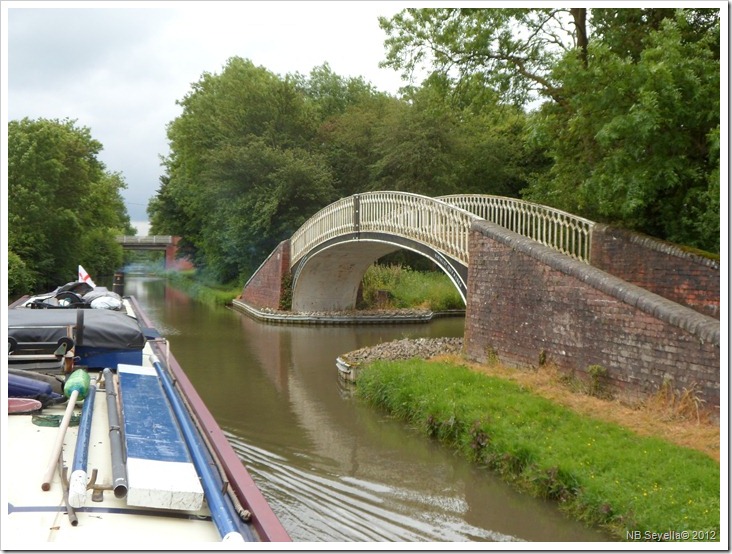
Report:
256,192,594,312
116,235,174,249
115,235,193,270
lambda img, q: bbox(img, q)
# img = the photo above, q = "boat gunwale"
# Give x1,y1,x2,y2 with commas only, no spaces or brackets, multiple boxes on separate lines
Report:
126,295,291,542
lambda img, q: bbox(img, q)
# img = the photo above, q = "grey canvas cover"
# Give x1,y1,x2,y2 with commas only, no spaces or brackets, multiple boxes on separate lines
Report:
8,308,146,350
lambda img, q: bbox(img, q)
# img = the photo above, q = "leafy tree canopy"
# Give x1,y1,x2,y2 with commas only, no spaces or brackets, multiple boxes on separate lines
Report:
8,117,133,296
150,55,537,281
150,57,339,280
150,8,719,288
380,7,720,252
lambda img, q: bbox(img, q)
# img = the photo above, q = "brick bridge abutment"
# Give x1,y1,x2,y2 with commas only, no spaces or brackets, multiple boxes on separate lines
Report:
464,221,720,413
239,240,291,310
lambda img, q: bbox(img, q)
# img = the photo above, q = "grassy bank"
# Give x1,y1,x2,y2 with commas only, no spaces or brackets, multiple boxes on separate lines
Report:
161,270,242,306
359,264,464,311
356,359,720,541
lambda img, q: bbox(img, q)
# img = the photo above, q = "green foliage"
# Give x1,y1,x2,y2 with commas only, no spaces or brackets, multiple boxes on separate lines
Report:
279,271,293,311
8,118,132,293
359,264,464,311
293,62,379,120
586,365,609,399
356,360,720,539
379,8,596,106
523,12,720,251
150,8,719,286
151,57,338,281
316,95,398,197
381,8,720,253
151,54,537,282
8,250,36,301
78,229,125,280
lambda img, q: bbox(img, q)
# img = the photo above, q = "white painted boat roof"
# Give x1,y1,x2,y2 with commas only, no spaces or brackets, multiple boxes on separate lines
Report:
3,302,239,548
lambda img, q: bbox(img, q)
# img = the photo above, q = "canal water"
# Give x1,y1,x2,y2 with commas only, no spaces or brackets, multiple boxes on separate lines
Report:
125,276,611,543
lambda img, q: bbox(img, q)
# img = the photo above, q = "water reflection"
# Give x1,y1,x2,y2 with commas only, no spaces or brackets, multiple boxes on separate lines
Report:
127,277,612,543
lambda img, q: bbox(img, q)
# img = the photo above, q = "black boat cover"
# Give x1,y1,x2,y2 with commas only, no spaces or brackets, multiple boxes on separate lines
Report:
8,308,146,351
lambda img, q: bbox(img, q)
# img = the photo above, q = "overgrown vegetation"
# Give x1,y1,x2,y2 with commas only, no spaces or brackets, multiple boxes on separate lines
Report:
356,359,720,541
359,264,464,311
148,8,719,284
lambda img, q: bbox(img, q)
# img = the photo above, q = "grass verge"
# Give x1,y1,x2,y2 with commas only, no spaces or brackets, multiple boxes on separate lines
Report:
355,358,720,541
160,270,241,306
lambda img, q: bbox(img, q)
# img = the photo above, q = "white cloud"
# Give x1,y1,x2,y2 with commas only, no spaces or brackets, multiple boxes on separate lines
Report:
5,1,407,222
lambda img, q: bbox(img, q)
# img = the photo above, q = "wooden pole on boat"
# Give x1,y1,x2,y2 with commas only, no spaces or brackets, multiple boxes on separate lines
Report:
41,369,90,491
68,376,97,508
102,368,128,498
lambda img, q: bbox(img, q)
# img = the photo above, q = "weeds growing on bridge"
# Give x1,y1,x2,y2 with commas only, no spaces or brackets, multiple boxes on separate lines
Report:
355,359,720,541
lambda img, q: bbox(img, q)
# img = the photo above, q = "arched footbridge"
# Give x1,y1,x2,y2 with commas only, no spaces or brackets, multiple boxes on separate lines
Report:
286,192,594,312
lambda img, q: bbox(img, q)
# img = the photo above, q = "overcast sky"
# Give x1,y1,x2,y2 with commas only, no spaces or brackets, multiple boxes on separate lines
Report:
3,1,413,232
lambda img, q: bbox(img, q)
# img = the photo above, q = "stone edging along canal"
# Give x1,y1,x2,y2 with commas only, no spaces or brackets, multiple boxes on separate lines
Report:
336,337,463,382
230,299,465,325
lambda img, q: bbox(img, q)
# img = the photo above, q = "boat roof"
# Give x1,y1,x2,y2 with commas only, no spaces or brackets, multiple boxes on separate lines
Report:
6,383,225,546
4,297,291,546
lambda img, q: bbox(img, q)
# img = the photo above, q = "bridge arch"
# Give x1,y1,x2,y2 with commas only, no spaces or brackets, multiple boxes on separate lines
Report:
291,235,469,312
287,191,594,312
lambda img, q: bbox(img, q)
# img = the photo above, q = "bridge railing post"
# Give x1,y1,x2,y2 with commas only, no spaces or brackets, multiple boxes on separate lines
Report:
353,194,360,236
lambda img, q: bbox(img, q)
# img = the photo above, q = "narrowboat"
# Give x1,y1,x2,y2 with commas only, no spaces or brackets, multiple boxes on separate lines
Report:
5,271,291,546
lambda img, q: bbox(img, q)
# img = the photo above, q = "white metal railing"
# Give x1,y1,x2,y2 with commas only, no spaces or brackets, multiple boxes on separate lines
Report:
438,195,595,262
290,193,595,267
116,235,174,245
359,191,477,263
290,192,479,266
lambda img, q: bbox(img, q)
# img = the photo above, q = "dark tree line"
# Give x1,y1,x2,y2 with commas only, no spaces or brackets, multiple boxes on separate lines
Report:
146,8,719,284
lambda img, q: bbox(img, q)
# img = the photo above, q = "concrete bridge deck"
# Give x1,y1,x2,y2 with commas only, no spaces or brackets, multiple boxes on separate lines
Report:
116,235,193,270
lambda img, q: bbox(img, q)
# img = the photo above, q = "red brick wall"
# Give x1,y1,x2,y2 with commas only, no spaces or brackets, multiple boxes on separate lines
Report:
165,237,194,271
590,224,719,319
464,221,720,412
239,240,291,310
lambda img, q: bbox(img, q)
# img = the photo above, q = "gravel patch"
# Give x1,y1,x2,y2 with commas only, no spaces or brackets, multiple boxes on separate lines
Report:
340,337,464,366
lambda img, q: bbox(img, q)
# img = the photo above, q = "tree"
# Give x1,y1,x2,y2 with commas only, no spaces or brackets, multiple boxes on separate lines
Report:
293,62,380,121
379,7,721,252
152,57,337,280
524,12,720,251
8,118,131,293
152,54,542,281
379,8,585,106
8,251,36,301
369,88,462,196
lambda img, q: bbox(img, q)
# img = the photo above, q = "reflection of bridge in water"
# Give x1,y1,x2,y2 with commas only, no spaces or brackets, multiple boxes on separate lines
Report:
116,235,193,270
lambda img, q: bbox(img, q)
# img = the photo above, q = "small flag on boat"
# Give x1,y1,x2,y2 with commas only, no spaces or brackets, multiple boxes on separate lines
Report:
78,265,97,288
